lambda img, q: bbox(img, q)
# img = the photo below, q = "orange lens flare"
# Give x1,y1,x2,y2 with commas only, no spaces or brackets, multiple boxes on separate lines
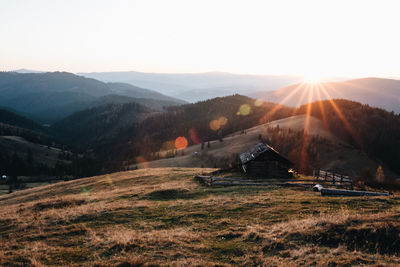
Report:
210,120,220,131
175,136,188,149
209,116,228,131
218,116,228,126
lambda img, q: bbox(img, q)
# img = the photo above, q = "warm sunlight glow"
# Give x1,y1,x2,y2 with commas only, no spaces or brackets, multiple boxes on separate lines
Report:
303,74,324,84
2,0,399,77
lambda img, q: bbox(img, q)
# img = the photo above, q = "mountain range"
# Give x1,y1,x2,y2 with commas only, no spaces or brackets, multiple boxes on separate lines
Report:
0,72,185,123
79,71,305,102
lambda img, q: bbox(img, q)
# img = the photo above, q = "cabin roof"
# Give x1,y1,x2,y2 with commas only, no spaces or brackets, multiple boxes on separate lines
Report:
239,142,293,165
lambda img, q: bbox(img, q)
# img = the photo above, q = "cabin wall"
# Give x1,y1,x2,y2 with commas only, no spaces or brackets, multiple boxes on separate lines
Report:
244,155,292,179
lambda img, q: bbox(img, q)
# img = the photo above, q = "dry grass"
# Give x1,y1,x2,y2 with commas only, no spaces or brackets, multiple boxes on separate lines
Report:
0,167,399,266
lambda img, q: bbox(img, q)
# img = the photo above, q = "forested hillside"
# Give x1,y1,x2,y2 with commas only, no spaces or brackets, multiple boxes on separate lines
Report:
0,109,68,177
45,95,400,179
0,109,44,132
2,92,400,181
295,100,400,175
51,102,153,145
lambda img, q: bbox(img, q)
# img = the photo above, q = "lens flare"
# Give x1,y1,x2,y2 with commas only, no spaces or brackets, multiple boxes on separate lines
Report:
209,116,228,131
175,136,188,149
218,116,228,126
210,120,220,131
237,104,251,116
189,128,201,144
254,99,263,107
161,141,175,151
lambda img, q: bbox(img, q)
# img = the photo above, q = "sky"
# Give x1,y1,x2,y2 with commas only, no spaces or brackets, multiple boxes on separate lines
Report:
1,0,400,80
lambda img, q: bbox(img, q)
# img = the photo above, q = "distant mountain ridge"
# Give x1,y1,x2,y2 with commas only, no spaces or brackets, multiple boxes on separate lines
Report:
0,72,185,123
79,71,304,102
252,77,400,113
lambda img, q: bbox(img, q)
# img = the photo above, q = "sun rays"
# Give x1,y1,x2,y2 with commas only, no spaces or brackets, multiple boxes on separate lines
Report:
258,80,366,172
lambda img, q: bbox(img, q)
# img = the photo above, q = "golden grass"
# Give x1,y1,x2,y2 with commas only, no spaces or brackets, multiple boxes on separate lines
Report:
0,167,399,266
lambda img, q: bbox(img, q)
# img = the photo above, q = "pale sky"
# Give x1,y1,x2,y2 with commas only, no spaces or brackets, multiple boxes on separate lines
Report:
1,0,400,79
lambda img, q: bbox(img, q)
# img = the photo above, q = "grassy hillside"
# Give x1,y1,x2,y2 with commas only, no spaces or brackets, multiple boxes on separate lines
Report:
129,95,293,155
0,168,399,266
134,115,381,177
0,136,68,168
0,109,69,176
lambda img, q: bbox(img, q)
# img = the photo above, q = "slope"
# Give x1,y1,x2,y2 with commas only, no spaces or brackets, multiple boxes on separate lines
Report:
141,99,400,177
45,94,294,177
51,102,153,145
0,168,399,266
0,136,68,168
0,109,70,175
0,109,44,132
252,77,400,113
133,114,380,177
92,94,182,111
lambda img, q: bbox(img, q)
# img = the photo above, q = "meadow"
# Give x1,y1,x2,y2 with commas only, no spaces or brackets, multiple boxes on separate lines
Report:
0,168,399,266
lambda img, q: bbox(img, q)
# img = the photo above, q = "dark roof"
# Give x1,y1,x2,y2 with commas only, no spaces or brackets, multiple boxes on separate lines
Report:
239,142,293,165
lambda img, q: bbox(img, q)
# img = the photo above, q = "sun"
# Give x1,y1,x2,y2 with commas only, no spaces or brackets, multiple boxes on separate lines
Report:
303,73,324,84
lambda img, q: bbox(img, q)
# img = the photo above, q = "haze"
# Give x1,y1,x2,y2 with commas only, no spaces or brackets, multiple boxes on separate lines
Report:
1,0,400,80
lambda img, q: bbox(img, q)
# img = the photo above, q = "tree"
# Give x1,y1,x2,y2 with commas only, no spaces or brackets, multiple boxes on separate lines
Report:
375,165,385,183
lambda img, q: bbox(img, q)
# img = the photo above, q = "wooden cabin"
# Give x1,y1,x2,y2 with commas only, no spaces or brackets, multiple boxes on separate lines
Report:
239,143,293,179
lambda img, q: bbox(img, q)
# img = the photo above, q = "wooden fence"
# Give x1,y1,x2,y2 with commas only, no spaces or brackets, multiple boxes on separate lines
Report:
195,170,353,189
313,170,353,189
195,175,315,187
